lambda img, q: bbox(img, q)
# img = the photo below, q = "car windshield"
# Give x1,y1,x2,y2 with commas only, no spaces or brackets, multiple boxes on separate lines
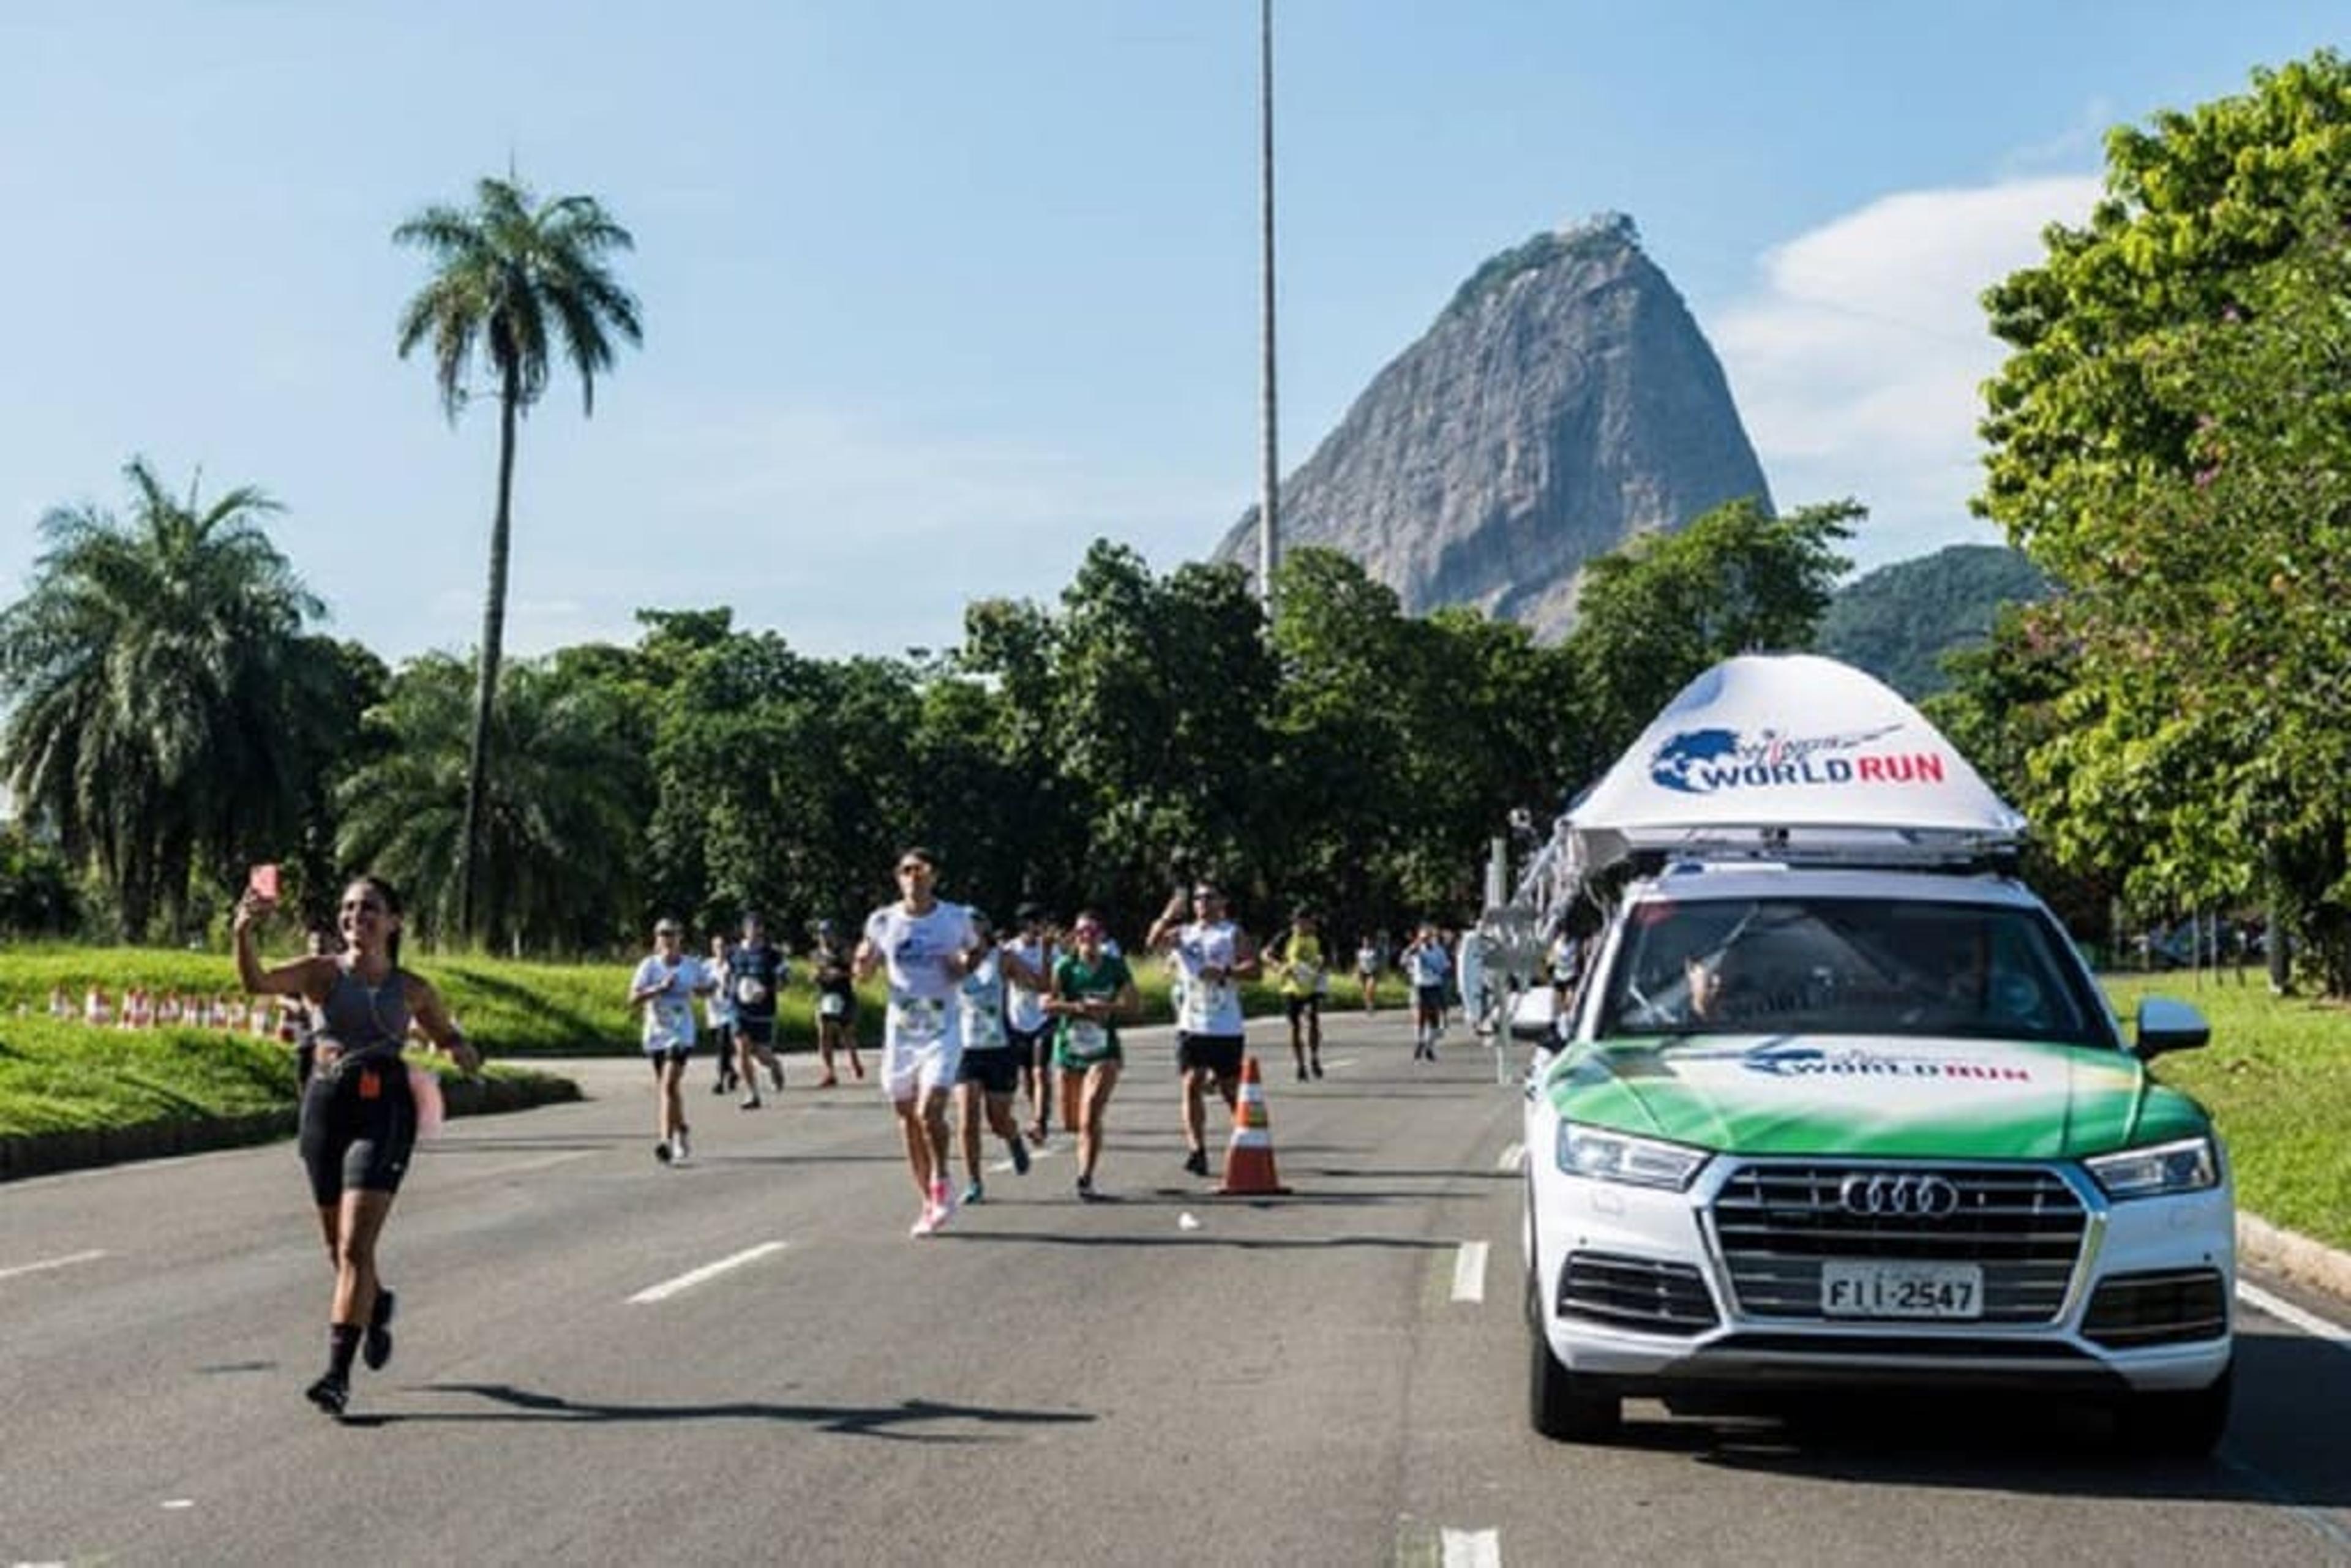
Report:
1598,895,2109,1047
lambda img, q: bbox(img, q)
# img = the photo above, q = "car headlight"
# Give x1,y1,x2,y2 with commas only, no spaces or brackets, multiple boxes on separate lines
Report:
2085,1136,2219,1199
1555,1122,1709,1190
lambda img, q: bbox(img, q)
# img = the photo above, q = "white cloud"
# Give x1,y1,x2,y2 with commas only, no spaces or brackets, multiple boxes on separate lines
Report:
1710,174,2102,569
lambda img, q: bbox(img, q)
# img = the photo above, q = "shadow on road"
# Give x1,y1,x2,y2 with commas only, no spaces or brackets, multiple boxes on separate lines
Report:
361,1383,1097,1444
1624,1329,2348,1514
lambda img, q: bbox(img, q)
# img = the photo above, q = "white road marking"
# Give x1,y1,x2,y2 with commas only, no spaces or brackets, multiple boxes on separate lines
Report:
2237,1279,2351,1351
462,1150,594,1180
1441,1527,1502,1568
1451,1241,1490,1304
0,1249,108,1284
1321,1057,1357,1071
160,1499,194,1510
1496,1142,1524,1173
628,1242,787,1305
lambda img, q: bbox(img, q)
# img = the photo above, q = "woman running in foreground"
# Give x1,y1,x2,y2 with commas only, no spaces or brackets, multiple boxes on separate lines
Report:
235,874,479,1419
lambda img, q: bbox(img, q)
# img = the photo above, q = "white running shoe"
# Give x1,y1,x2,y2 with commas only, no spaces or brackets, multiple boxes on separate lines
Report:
910,1203,941,1238
672,1128,692,1165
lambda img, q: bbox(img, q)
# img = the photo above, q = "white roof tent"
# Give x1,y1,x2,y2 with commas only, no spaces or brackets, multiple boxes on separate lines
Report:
1541,653,2027,894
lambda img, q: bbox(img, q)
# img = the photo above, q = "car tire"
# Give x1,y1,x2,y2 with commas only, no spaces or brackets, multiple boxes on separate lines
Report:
1526,1269,1621,1441
2116,1364,2232,1457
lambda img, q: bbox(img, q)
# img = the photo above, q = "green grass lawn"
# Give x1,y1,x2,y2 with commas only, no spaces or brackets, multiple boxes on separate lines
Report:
2105,969,2351,1252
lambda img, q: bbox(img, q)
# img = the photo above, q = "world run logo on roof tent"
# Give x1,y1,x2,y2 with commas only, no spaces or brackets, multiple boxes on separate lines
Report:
1648,723,1948,795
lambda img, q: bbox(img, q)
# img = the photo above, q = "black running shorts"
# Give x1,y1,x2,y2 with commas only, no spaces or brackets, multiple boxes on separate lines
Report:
298,1060,418,1207
957,1046,1022,1096
1176,1032,1244,1081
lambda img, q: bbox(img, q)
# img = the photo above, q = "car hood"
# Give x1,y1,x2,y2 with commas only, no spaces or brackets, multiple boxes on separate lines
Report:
1537,1034,2209,1158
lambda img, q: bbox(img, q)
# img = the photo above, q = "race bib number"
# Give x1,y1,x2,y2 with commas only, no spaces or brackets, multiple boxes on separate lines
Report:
1185,980,1234,1029
967,1008,1006,1049
735,977,770,1007
1291,964,1322,992
1065,1019,1109,1060
818,992,848,1020
894,996,945,1043
653,997,691,1033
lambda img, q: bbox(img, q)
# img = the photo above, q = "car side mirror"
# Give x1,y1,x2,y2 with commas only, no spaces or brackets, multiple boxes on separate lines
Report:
2134,996,2210,1059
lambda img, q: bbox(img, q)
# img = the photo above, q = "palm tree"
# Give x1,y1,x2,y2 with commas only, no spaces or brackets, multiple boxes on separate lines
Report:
0,458,324,937
337,653,650,954
393,174,643,939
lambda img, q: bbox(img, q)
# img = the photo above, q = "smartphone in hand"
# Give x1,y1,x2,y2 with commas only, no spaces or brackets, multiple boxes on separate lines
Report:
247,863,280,902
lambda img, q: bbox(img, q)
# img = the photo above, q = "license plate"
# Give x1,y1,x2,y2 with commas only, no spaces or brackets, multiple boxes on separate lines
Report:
1820,1261,1983,1319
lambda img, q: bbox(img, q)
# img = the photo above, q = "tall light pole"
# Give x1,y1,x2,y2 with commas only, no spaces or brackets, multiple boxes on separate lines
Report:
1257,0,1279,613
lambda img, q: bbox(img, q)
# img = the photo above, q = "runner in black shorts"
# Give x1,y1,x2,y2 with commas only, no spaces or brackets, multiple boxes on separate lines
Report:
236,873,478,1420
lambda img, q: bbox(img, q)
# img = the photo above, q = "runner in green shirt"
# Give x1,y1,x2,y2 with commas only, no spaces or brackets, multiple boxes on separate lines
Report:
1046,909,1139,1201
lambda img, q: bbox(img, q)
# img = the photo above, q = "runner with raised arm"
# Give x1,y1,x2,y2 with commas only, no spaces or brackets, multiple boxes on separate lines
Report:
234,874,479,1420
1146,880,1260,1179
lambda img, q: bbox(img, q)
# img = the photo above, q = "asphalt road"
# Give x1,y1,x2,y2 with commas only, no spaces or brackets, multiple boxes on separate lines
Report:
4,1010,2347,1566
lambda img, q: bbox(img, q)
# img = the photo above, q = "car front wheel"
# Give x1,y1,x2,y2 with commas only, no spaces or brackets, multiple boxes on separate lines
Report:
1526,1270,1621,1441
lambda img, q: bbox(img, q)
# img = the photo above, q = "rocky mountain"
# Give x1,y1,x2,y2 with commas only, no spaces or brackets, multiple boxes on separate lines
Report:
1213,213,1770,638
1813,542,2052,700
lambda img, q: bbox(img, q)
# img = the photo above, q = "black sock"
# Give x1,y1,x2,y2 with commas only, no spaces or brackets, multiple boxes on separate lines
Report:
371,1285,395,1326
328,1323,362,1379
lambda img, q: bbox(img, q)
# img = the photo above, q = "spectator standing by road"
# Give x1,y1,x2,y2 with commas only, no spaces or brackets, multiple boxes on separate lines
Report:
724,911,790,1109
1147,880,1260,1179
808,920,864,1087
1402,923,1451,1061
629,918,715,1165
855,847,982,1237
1270,909,1327,1081
1048,909,1139,1200
234,874,478,1420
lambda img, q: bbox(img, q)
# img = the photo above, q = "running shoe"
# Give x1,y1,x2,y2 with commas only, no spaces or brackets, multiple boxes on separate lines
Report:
739,1092,762,1110
770,1067,786,1092
910,1206,940,1238
1010,1137,1031,1176
654,1139,673,1165
1311,1059,1324,1079
1297,1065,1310,1082
961,1180,985,1206
816,1073,839,1089
850,1057,866,1079
362,1289,396,1372
304,1373,349,1418
1075,1174,1101,1202
1183,1147,1210,1178
672,1127,692,1164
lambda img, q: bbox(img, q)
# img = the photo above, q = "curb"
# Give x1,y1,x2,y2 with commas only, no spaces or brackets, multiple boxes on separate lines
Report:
2238,1211,2351,1307
0,1070,582,1184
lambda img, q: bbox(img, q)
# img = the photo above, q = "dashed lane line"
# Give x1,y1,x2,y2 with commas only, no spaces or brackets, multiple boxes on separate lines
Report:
628,1242,788,1305
1450,1241,1490,1304
0,1249,108,1284
1441,1528,1501,1568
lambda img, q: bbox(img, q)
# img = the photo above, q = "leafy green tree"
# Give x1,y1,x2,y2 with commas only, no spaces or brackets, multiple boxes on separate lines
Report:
1976,52,2351,990
394,174,643,940
337,653,650,953
1567,496,1860,773
0,459,324,939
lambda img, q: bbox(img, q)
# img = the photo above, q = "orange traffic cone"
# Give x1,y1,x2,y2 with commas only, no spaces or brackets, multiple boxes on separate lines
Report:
1218,1054,1291,1196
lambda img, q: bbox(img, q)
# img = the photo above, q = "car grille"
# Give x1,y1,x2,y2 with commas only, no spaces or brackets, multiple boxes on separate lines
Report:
1558,1251,1720,1335
1710,1163,2087,1323
2082,1269,2229,1348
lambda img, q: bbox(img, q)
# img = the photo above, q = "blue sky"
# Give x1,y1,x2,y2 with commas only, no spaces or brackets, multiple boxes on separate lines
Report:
0,2,2338,666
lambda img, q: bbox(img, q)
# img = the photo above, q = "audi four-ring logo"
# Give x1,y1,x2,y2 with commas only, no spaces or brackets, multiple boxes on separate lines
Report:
1839,1172,1961,1218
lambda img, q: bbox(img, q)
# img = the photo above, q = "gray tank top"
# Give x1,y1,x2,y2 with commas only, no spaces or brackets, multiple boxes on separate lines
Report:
317,962,411,1060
